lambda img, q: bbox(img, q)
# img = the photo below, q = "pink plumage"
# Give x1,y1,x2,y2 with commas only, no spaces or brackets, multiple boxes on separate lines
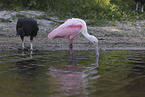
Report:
48,18,99,56
48,19,82,40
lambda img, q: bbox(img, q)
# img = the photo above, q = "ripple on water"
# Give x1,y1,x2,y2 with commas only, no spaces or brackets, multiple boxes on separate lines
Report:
0,50,144,97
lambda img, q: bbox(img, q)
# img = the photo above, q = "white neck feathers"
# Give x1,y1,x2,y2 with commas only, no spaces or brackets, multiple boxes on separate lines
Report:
72,18,98,44
78,19,97,43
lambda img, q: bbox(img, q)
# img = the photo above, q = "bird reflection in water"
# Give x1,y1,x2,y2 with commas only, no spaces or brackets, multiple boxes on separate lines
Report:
21,50,33,59
48,49,100,96
82,51,100,96
15,58,37,77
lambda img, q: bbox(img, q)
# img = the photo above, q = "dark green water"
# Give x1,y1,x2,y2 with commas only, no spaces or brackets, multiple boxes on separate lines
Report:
0,50,145,97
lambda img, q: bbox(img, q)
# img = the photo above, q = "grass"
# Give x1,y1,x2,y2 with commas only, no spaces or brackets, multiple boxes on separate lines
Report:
0,18,12,23
1,0,145,27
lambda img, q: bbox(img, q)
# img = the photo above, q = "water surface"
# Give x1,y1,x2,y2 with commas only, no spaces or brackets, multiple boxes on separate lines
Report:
0,50,145,97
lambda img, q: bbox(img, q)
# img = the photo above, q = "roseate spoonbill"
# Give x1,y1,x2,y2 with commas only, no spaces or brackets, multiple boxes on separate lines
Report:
48,18,99,55
135,0,145,12
16,17,39,50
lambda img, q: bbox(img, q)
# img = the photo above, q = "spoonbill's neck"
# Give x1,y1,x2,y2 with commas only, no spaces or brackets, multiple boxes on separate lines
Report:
74,18,98,44
81,23,91,38
81,24,99,56
76,18,99,56
79,19,98,47
81,22,96,43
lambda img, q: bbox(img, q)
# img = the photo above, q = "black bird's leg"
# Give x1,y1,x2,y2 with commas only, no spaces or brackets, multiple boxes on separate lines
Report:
30,36,33,51
21,37,25,50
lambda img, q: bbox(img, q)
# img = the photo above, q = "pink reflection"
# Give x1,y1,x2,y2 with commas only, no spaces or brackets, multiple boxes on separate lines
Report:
47,53,99,97
48,65,86,97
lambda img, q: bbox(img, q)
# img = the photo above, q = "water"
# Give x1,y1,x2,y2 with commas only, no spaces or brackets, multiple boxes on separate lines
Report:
0,50,144,97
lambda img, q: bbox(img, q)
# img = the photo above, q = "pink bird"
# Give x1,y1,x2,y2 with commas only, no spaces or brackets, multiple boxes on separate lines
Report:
48,18,99,55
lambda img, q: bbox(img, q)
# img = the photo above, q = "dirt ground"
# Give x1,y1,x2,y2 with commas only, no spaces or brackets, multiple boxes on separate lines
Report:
0,11,145,51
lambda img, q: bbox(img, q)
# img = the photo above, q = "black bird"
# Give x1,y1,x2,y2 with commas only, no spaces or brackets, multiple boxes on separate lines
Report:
16,17,39,50
135,0,145,12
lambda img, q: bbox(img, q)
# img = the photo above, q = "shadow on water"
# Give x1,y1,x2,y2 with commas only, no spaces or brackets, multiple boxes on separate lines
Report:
0,50,144,97
15,58,37,77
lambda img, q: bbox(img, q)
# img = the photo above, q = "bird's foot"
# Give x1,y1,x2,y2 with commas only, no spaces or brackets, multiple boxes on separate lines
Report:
18,47,29,51
30,48,33,51
22,47,26,51
69,44,73,48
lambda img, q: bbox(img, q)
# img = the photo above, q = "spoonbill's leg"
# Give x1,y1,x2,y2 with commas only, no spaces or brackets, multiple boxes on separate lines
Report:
69,47,73,57
69,39,74,55
69,39,73,48
70,48,73,60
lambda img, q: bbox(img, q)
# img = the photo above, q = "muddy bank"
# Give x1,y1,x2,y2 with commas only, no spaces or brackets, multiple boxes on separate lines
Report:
0,10,145,51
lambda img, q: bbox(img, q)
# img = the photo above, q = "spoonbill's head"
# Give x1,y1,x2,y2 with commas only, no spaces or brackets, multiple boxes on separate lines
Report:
88,35,98,45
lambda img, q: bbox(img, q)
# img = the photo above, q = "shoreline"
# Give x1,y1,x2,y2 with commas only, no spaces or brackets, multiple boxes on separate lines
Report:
0,10,145,51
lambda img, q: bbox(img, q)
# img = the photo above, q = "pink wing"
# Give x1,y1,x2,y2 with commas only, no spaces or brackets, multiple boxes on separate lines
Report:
48,20,82,40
